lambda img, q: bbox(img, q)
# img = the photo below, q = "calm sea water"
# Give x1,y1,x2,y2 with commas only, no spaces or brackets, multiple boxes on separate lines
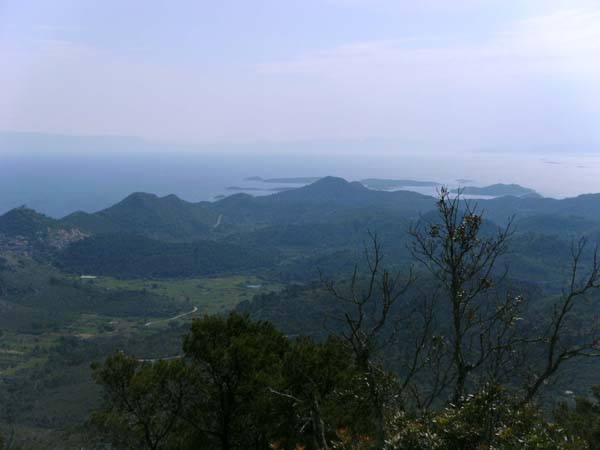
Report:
2,150,599,218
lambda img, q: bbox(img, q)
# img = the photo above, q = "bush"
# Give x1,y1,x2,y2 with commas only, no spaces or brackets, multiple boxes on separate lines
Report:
387,385,585,450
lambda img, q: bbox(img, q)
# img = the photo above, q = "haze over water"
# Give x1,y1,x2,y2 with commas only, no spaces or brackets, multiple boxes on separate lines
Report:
3,2,600,219
2,148,599,218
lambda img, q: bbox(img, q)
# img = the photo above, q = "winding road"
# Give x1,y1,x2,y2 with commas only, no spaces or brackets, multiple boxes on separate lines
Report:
144,306,198,327
212,214,223,230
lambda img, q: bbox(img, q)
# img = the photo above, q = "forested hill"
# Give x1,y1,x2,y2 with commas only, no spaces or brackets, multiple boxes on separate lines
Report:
1,176,599,282
61,192,218,240
0,206,58,237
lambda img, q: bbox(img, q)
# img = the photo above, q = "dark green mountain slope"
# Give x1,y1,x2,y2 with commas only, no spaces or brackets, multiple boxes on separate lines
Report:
482,193,600,223
514,214,600,235
55,233,281,278
62,192,218,240
0,207,58,237
0,207,86,256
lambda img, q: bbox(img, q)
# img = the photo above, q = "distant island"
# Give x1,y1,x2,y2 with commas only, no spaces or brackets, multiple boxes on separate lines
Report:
239,178,541,198
452,183,541,198
244,176,322,184
360,178,440,190
227,186,294,192
244,176,441,192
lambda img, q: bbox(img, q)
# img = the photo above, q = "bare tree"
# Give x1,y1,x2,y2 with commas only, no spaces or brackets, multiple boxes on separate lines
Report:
522,238,600,402
396,290,445,411
321,231,415,450
408,187,519,404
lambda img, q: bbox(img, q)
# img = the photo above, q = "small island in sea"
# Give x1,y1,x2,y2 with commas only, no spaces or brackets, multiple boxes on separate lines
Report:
238,177,542,199
360,178,440,190
246,176,441,191
452,183,541,198
244,176,322,184
226,186,294,192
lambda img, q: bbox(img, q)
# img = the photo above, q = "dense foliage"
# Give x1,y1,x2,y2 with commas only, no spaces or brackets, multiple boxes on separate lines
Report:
91,314,600,450
55,233,281,278
92,315,365,450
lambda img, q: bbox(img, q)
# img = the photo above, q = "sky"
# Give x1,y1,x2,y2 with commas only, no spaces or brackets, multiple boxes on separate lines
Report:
1,0,600,152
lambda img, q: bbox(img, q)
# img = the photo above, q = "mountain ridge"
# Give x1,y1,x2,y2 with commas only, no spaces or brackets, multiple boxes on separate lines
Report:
3,177,600,244
453,183,541,198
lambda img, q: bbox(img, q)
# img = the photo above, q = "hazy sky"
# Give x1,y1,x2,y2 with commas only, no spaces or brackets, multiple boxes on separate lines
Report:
1,0,600,151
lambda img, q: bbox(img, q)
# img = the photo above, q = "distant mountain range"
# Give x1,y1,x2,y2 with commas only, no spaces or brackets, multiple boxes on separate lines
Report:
3,177,600,245
243,176,539,197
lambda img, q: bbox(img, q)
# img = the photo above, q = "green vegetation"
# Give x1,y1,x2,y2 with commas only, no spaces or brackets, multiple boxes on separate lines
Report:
89,188,600,450
91,314,600,450
55,233,281,278
0,254,277,448
0,207,58,237
2,177,600,448
94,274,282,316
62,192,218,240
91,315,367,450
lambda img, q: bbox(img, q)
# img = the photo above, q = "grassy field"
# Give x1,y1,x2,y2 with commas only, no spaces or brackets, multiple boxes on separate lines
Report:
92,274,281,315
0,271,282,377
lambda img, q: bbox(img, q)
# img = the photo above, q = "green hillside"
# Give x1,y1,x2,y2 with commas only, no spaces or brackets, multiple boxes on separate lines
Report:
2,177,600,449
